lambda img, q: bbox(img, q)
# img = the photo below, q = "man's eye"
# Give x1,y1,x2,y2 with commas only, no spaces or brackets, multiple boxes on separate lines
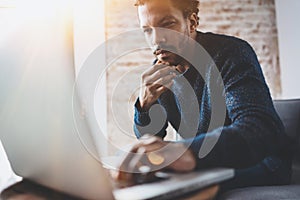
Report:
163,21,176,27
143,28,152,34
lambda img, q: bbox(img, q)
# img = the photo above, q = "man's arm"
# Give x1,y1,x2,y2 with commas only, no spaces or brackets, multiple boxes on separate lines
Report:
133,60,177,139
133,99,168,139
118,38,289,185
181,40,289,169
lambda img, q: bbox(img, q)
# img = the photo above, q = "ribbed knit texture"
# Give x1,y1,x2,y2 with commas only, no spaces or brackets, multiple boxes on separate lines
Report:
134,31,291,169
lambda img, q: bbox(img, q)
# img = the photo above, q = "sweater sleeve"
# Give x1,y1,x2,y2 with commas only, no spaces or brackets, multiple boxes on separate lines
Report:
182,40,289,169
133,98,168,139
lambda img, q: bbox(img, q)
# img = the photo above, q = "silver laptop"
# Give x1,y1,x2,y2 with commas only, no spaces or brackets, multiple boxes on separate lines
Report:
0,12,234,200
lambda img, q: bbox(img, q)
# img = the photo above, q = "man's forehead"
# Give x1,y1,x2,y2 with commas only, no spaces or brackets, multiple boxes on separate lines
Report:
137,0,173,10
137,0,183,27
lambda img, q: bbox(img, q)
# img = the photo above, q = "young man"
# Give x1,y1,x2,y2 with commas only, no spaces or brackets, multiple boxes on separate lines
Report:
117,0,292,192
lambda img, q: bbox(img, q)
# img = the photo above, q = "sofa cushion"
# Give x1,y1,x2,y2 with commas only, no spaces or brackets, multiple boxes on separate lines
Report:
273,99,300,184
273,99,300,143
219,185,300,200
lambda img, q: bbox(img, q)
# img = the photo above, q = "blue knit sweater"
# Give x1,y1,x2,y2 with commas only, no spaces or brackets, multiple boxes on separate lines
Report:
134,31,291,169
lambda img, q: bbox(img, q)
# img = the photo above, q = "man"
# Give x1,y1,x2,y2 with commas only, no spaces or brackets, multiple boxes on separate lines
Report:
117,0,292,192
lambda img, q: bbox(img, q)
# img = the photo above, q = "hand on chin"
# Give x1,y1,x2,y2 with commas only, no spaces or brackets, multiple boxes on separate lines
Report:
157,55,178,66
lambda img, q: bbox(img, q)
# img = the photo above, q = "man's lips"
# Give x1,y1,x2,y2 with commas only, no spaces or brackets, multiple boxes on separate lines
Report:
154,50,172,58
154,49,166,55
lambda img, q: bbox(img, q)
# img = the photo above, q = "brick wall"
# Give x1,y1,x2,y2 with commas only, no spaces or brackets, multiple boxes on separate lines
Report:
104,0,281,152
198,0,281,97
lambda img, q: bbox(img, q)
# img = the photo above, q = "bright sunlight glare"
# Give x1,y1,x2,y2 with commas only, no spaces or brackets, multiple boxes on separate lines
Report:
14,0,73,21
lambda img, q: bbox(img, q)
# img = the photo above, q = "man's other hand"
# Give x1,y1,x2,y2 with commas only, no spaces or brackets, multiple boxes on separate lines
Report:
115,135,196,187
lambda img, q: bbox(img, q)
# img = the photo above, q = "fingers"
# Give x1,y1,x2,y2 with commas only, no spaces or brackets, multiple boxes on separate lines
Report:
132,139,196,172
143,60,170,76
116,137,165,187
115,137,197,188
131,136,165,154
149,73,176,88
145,66,177,84
128,147,146,171
116,147,142,187
140,74,175,108
168,150,196,172
139,62,180,110
153,81,174,97
118,136,165,172
143,69,176,102
142,62,177,83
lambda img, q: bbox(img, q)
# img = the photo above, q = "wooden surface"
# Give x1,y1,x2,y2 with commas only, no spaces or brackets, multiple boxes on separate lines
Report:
1,180,81,200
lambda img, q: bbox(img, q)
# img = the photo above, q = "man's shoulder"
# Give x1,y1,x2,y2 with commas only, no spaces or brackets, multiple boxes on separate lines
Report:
196,31,253,52
196,31,257,62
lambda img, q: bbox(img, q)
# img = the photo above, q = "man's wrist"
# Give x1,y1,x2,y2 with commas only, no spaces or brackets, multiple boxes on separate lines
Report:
137,99,153,112
134,99,151,125
135,99,145,112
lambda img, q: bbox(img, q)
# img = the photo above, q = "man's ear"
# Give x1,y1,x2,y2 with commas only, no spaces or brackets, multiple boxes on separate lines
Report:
189,13,198,33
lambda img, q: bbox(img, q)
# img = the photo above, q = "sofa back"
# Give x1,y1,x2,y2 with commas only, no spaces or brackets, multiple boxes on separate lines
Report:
273,99,300,184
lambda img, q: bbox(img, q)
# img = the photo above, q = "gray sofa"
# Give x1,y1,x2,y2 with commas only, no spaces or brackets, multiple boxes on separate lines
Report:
219,99,300,199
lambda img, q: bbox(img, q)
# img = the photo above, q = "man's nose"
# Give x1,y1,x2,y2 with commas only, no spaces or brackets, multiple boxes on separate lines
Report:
152,28,166,46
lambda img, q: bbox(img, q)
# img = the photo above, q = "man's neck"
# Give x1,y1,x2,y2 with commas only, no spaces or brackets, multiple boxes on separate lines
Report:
190,31,197,41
